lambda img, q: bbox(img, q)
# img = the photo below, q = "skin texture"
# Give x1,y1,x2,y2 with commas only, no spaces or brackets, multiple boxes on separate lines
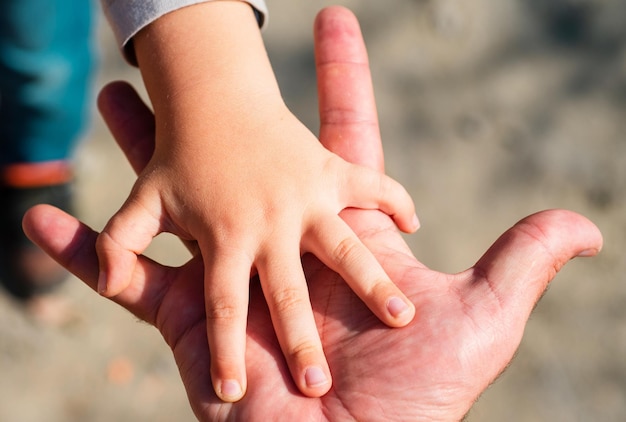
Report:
94,1,418,401
23,6,602,421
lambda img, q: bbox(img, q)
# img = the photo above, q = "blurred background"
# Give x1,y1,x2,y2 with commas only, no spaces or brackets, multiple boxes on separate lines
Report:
1,0,625,420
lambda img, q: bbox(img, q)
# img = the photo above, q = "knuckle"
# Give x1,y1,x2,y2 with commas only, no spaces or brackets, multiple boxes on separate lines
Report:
367,279,394,300
210,350,242,368
287,339,322,362
95,231,118,254
206,299,242,325
323,154,343,173
270,287,308,316
331,236,363,267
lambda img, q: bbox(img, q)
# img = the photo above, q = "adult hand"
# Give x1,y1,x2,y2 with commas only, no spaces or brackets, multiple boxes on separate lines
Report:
23,6,602,421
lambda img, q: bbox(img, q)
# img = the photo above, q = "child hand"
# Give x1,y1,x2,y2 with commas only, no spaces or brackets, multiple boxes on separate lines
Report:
95,1,418,402
96,101,418,400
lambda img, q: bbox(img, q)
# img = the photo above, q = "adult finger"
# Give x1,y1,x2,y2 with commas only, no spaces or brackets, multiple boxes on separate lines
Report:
22,204,169,324
315,6,384,172
469,209,603,320
97,81,156,174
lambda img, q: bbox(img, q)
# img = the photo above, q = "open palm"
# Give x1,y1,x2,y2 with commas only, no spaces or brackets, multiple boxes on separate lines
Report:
23,7,602,421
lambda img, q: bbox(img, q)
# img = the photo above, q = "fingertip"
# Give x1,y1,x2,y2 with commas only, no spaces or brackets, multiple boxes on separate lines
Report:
386,296,416,327
285,349,332,397
393,212,420,234
97,80,136,114
576,248,600,258
97,270,108,296
95,236,134,297
97,269,132,297
21,203,48,241
215,379,246,402
414,213,420,229
314,6,360,44
211,363,248,402
410,213,421,232
302,365,332,397
370,173,419,233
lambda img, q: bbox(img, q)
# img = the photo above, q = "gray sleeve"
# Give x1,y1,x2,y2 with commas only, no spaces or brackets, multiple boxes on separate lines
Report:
101,0,268,63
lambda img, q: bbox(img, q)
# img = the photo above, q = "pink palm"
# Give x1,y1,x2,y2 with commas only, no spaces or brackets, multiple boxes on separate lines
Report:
23,7,601,421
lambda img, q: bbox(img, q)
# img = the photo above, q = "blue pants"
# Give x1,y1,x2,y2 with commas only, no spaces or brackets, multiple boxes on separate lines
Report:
0,0,94,167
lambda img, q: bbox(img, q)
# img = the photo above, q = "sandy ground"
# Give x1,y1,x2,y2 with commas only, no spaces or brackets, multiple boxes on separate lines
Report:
1,0,625,420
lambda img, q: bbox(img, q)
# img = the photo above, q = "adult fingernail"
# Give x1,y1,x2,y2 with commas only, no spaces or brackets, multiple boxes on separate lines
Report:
305,366,328,388
387,296,410,318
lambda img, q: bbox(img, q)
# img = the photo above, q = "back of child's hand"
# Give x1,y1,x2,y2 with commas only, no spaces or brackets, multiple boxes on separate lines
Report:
95,1,418,402
95,103,417,401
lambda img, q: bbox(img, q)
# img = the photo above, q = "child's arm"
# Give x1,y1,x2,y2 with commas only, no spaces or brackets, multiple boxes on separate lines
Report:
96,1,418,402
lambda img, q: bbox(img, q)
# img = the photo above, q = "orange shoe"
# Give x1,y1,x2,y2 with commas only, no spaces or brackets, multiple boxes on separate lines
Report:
0,161,73,301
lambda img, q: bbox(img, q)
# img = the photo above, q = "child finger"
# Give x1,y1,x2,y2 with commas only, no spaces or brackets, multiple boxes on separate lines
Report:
257,245,332,397
96,196,161,297
305,216,415,327
203,247,252,403
340,164,419,233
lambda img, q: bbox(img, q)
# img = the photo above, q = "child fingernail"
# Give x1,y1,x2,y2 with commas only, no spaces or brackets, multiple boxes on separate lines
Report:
219,379,243,401
387,296,410,318
97,272,107,295
305,366,328,388
412,214,420,230
576,248,598,257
